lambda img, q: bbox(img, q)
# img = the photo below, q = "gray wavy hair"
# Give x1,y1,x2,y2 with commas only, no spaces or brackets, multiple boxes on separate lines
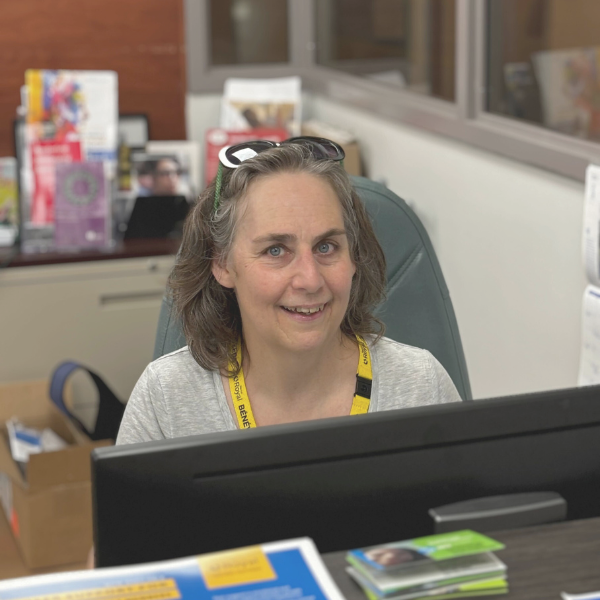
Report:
168,143,386,376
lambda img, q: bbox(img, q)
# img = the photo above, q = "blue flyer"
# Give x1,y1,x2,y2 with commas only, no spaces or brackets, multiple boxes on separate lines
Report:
0,539,344,600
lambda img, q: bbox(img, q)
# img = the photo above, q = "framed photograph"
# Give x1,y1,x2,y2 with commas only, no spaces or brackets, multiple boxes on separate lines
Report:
130,151,195,201
145,141,200,199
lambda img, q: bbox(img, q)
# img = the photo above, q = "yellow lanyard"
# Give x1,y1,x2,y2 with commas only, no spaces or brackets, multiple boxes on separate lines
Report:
227,335,373,429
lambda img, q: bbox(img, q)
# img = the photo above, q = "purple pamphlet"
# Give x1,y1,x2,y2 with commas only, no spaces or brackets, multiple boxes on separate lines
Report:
54,162,111,249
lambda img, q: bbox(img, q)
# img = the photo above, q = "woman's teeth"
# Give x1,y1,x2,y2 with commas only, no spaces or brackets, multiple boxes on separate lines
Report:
283,305,325,314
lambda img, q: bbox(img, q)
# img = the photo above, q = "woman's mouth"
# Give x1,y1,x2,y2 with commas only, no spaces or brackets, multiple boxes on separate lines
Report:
281,303,327,320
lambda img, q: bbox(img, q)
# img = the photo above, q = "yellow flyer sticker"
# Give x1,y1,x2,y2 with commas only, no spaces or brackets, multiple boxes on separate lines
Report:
25,70,44,124
16,580,180,600
197,546,276,590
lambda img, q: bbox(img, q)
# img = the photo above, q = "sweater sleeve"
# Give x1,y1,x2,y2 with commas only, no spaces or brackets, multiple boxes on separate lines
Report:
428,352,463,404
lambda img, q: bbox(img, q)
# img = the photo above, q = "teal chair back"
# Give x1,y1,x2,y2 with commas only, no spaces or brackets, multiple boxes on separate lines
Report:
153,176,472,401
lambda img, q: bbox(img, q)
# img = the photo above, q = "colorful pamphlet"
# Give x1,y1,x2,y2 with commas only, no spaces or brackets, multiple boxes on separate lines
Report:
358,577,508,600
347,531,507,600
29,139,83,225
0,538,344,600
25,69,118,162
349,531,505,571
0,157,18,246
347,553,506,597
20,69,118,251
53,162,110,250
220,76,301,136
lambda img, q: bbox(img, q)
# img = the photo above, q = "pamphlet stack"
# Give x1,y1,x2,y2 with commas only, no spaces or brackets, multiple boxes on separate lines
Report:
20,69,118,252
346,530,508,600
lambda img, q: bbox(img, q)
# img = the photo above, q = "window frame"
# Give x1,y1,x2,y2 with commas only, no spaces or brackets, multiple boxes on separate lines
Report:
185,0,312,92
185,0,600,181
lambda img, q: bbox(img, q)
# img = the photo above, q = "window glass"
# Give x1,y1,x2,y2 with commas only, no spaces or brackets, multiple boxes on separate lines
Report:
487,0,600,141
210,0,289,65
316,0,456,102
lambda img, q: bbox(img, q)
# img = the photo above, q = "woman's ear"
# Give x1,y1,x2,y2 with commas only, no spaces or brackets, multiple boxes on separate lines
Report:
212,258,235,289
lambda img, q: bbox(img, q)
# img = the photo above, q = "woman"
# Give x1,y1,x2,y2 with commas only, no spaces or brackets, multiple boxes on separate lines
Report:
117,138,461,444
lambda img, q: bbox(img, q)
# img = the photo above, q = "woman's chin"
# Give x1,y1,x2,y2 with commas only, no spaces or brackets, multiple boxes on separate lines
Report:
275,329,341,355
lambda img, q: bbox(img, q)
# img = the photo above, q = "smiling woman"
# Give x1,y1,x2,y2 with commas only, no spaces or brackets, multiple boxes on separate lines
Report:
116,141,462,444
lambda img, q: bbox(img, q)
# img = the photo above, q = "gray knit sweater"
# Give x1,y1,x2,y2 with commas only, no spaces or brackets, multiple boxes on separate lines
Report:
116,336,462,445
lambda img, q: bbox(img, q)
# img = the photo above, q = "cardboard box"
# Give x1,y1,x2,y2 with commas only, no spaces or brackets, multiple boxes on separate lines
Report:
0,380,110,569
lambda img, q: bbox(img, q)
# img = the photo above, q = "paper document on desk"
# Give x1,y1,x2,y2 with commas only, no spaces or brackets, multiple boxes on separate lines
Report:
582,164,600,287
578,285,600,385
562,593,600,600
0,538,344,600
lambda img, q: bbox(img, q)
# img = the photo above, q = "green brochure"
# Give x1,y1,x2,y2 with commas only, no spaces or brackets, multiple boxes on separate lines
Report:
352,574,508,600
346,552,506,596
348,530,505,571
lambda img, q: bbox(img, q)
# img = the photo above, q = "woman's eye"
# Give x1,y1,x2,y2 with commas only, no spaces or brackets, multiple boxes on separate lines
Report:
317,242,332,254
268,246,283,257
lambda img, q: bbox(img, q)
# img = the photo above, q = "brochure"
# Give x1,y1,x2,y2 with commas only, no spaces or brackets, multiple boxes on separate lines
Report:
53,161,111,250
350,571,508,600
25,69,118,162
28,139,83,226
220,76,301,136
0,538,345,600
0,157,18,246
349,531,505,571
346,552,506,596
20,69,118,252
579,164,600,385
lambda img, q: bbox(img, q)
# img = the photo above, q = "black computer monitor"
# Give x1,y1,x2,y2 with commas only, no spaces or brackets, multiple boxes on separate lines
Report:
123,195,189,239
92,385,600,568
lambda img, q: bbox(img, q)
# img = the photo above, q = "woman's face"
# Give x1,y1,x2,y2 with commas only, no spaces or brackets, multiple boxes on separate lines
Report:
213,171,356,355
152,159,180,195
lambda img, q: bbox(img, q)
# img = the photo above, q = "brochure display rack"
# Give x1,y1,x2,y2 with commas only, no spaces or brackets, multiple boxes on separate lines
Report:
19,69,118,253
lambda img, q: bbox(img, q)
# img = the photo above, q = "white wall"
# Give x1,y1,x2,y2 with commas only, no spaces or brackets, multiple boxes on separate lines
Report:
186,94,222,151
187,92,588,400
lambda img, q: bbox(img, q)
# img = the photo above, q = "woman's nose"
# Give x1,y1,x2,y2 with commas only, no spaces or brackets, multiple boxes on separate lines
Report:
291,250,324,293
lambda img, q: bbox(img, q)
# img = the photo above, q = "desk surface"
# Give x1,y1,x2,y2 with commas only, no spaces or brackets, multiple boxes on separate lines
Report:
2,511,600,597
0,238,180,269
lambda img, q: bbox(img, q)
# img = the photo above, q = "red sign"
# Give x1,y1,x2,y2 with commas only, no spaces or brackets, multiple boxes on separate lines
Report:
30,140,82,225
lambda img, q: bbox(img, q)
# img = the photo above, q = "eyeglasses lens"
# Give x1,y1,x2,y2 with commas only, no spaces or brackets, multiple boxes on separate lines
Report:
287,137,344,161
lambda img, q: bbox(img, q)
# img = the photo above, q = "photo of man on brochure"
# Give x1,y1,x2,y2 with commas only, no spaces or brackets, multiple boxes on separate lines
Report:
364,547,428,568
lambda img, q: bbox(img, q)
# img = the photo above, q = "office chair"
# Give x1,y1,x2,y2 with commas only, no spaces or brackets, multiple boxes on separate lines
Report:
153,176,472,401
